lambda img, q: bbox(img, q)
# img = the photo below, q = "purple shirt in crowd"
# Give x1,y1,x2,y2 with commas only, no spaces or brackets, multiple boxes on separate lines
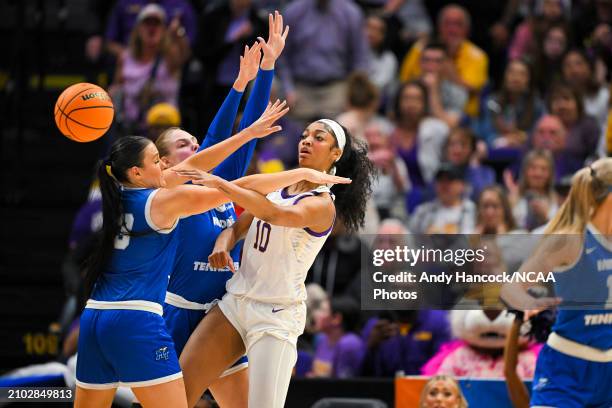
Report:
105,0,197,46
360,310,451,377
279,0,371,93
313,332,365,378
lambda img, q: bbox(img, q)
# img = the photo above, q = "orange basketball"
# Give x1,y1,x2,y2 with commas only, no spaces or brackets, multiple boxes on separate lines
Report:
54,82,114,142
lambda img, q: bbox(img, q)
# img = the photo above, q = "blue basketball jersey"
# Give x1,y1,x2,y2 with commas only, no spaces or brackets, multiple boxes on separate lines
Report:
552,224,612,350
91,188,179,306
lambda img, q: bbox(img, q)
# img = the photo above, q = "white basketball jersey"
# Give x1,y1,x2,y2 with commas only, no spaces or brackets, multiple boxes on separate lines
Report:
226,186,335,304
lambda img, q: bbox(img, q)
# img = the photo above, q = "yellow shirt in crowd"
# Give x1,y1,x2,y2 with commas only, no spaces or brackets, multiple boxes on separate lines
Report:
399,40,489,117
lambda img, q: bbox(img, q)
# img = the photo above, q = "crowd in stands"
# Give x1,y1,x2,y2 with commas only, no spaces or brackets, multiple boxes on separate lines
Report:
61,0,612,386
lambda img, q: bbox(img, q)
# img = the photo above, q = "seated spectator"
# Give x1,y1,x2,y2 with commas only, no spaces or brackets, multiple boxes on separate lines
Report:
562,48,610,130
419,41,468,128
529,114,583,178
361,309,451,377
505,149,559,231
336,73,391,142
389,81,449,211
399,4,488,117
105,0,196,59
547,83,601,164
109,4,189,135
365,15,398,106
409,164,476,234
444,127,496,201
145,102,181,141
508,0,568,61
310,297,365,379
479,59,544,148
365,122,409,221
419,375,468,408
532,23,570,95
475,185,518,235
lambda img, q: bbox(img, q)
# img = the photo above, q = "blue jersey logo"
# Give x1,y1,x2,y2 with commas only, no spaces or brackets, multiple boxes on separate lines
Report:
155,346,169,361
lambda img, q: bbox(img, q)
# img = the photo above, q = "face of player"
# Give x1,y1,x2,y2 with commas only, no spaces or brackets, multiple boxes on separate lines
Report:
126,142,165,188
479,190,505,230
298,122,342,172
526,158,551,191
422,379,463,408
160,129,199,169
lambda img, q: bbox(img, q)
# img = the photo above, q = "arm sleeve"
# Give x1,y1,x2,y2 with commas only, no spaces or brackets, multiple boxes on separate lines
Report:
212,68,274,181
198,88,243,151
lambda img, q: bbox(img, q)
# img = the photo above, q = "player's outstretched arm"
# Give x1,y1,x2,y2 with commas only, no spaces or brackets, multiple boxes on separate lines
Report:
162,100,289,188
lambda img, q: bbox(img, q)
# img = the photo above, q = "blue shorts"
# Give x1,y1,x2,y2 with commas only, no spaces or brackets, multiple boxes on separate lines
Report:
76,308,181,389
163,303,248,376
531,345,612,408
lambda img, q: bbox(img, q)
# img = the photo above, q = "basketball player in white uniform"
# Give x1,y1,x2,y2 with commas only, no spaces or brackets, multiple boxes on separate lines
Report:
178,119,374,407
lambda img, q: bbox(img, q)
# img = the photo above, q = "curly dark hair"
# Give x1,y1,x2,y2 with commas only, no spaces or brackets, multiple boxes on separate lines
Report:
325,124,374,232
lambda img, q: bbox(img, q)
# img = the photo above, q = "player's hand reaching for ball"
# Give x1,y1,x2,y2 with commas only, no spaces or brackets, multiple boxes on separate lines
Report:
234,42,263,92
302,168,352,186
245,99,289,139
259,10,289,70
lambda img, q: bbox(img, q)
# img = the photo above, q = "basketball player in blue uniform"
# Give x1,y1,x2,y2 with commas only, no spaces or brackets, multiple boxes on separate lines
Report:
155,12,288,407
502,158,612,408
74,103,349,407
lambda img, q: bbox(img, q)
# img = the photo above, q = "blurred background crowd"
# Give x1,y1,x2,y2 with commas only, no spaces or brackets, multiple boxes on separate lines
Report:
1,0,611,403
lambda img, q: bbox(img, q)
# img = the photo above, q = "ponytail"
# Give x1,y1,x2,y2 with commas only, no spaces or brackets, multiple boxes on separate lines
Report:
83,136,152,299
331,125,375,232
546,158,612,234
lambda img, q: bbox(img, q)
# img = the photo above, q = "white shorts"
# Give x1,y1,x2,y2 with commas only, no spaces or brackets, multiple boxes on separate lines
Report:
217,293,306,353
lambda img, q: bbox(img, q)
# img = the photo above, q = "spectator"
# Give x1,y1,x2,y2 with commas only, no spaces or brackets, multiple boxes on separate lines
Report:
479,59,544,148
105,0,196,59
409,163,477,234
505,149,559,231
444,127,496,201
399,4,488,117
419,41,468,128
365,122,409,221
361,309,451,377
195,0,267,134
475,185,518,235
337,73,390,141
310,297,365,378
280,0,371,123
109,4,189,135
562,48,610,130
419,375,468,408
547,83,601,164
390,81,449,211
508,0,568,60
532,23,570,95
145,102,181,141
383,0,432,48
365,14,398,106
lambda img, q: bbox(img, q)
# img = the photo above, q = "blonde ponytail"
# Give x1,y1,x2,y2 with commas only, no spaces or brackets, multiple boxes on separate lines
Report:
545,158,612,234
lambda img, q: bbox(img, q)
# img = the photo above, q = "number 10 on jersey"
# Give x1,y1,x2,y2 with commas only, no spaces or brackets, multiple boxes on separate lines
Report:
254,220,271,252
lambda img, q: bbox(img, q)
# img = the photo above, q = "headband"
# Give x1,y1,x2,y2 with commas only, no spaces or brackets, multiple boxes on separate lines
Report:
317,119,346,162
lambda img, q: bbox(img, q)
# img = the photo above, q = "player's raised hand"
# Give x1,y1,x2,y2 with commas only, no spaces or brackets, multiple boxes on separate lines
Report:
259,10,289,69
208,248,236,273
244,99,289,139
302,168,352,185
235,42,263,91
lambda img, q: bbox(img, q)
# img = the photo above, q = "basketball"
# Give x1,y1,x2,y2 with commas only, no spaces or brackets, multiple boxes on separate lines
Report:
54,82,114,142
